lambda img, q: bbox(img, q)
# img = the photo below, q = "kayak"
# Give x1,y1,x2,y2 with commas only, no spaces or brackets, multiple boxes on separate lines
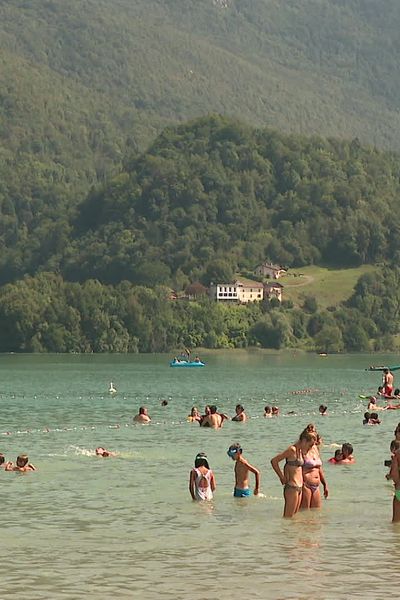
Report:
170,360,205,367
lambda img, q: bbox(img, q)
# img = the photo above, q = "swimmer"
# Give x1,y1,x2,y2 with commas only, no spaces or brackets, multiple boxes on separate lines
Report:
319,405,328,415
328,449,343,464
272,406,280,416
109,382,117,394
232,404,247,422
187,406,201,423
0,453,6,468
200,405,225,429
271,430,317,518
363,412,371,425
227,443,260,497
369,412,381,424
189,452,216,501
336,443,355,464
5,454,36,472
264,406,272,418
95,447,118,457
161,399,168,407
133,406,151,424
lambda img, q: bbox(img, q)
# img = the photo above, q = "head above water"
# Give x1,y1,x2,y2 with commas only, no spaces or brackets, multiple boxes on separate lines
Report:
194,452,210,469
264,405,272,413
210,405,218,414
139,406,147,415
341,443,353,458
235,404,244,414
227,443,242,460
0,453,5,465
16,454,29,467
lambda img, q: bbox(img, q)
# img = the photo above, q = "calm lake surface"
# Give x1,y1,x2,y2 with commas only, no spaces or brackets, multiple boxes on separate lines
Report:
1,351,399,599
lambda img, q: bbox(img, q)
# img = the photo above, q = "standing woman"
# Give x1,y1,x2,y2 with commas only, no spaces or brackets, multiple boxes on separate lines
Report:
271,431,317,518
389,447,400,522
301,433,329,509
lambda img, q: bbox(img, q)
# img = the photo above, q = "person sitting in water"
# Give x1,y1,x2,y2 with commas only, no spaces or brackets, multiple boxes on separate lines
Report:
188,406,201,423
200,405,225,429
328,449,343,464
272,406,280,416
264,406,272,418
336,443,355,464
5,454,36,472
363,411,372,425
319,404,328,415
232,404,247,422
133,406,151,424
0,453,6,468
95,447,118,457
227,443,260,497
369,412,381,425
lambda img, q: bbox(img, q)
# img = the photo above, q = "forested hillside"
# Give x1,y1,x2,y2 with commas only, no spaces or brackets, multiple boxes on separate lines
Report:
2,0,400,270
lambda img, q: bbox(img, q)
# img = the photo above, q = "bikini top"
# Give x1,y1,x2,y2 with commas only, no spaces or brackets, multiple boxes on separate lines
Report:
286,448,304,467
303,456,322,469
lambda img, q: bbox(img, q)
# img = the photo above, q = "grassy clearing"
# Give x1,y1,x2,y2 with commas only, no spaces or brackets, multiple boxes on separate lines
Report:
280,265,376,308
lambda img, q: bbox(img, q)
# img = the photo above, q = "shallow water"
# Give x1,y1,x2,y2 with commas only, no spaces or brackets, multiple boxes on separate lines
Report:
0,351,399,599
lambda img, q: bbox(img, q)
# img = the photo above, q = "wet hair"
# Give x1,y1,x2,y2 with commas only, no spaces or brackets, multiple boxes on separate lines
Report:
319,405,328,413
334,449,343,459
210,405,218,414
194,452,209,469
0,453,5,465
264,406,272,413
16,454,29,467
384,368,389,374
342,443,353,456
139,406,146,415
161,400,168,406
236,404,244,412
364,412,371,420
395,389,400,396
370,412,379,420
304,423,316,433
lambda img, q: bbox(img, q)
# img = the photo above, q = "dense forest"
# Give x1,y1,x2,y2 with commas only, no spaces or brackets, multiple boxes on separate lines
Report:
2,1,400,352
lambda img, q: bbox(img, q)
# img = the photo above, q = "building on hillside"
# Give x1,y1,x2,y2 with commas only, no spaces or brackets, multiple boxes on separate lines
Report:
185,282,208,300
209,278,263,304
255,261,287,279
264,281,283,302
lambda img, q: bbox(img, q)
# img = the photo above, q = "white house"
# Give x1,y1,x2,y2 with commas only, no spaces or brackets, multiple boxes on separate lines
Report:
209,278,264,303
255,261,287,279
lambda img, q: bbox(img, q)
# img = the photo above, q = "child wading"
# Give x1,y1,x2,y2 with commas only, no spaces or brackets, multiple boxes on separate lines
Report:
189,452,216,501
227,443,260,497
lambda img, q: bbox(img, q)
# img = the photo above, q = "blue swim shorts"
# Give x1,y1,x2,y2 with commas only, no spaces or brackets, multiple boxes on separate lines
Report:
233,487,251,498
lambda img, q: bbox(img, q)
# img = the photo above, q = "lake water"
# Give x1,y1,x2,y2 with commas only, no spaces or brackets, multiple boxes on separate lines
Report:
0,351,399,599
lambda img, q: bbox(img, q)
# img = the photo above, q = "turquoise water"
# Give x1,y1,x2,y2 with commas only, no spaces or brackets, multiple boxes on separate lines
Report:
0,351,399,599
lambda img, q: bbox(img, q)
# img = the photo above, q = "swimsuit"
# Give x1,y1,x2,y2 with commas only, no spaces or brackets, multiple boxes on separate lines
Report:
284,483,302,493
193,468,213,501
302,455,322,493
234,487,251,497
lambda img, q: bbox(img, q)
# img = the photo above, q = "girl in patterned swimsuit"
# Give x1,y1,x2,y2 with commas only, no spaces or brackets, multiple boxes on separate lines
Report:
271,431,317,518
189,453,216,501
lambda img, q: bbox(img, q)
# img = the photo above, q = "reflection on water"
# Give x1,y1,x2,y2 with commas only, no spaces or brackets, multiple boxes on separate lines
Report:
0,352,398,598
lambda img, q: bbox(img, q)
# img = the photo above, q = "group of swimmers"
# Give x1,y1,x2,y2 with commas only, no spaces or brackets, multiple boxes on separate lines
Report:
0,453,36,472
189,422,357,517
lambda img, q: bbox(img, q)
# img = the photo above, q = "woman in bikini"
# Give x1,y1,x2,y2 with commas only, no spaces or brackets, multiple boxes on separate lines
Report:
389,445,400,522
301,430,328,509
271,430,317,518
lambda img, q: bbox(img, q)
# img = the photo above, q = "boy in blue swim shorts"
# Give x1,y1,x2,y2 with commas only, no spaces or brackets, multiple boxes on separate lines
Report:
227,443,260,498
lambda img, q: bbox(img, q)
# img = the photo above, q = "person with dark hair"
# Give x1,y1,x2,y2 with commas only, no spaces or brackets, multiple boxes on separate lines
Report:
383,368,394,397
200,405,225,429
363,412,371,425
5,454,36,472
133,406,151,423
389,445,400,521
271,430,317,518
232,404,247,422
338,443,355,464
264,406,272,418
189,452,216,501
227,443,260,497
0,453,6,468
319,405,328,415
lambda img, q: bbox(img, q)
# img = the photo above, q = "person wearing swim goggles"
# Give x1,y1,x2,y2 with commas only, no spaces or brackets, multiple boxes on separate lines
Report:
227,443,260,498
